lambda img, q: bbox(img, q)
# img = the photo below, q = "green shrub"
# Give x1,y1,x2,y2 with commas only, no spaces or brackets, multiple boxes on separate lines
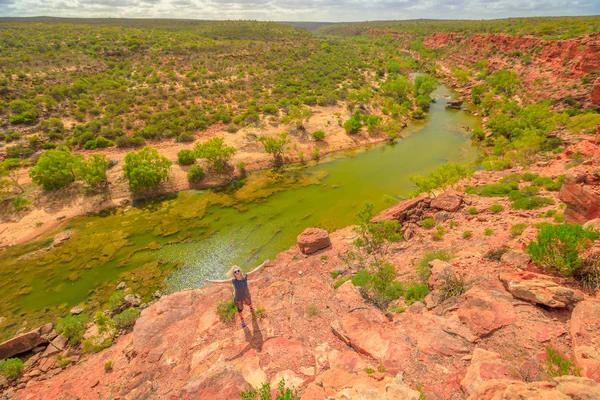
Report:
432,225,445,241
217,298,237,322
56,314,87,345
421,218,435,229
403,282,429,305
489,204,504,213
499,173,521,184
312,130,326,141
352,270,372,287
74,154,109,188
240,379,299,400
477,183,516,197
177,149,196,165
389,305,405,313
187,166,205,183
123,147,172,193
463,230,472,238
508,186,540,201
0,358,24,380
469,207,477,215
177,132,195,143
521,172,539,182
194,137,236,172
484,228,494,236
511,223,528,237
253,305,267,319
104,360,113,372
82,335,112,354
545,347,580,378
384,281,404,300
330,270,340,279
29,148,78,191
12,196,31,211
56,355,72,369
113,308,140,331
528,224,600,276
343,116,362,134
409,162,472,195
512,196,554,210
108,291,125,312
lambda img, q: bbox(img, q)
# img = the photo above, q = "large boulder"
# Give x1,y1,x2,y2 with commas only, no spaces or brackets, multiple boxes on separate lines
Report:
431,189,463,212
499,271,584,308
52,231,71,247
371,196,428,223
559,177,600,223
468,379,569,400
297,228,331,255
456,285,516,338
0,329,48,359
460,348,521,396
570,300,600,380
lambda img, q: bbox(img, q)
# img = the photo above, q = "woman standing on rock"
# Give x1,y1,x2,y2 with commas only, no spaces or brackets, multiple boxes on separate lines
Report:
204,259,270,328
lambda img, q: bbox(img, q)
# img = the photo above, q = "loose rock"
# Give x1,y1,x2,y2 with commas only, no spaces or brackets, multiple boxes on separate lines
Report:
297,228,332,255
499,271,584,308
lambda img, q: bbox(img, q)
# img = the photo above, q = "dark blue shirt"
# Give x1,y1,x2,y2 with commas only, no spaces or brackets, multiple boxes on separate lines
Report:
232,273,250,301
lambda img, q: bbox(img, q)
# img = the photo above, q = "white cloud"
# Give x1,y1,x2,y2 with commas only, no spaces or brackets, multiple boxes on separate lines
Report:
0,0,598,21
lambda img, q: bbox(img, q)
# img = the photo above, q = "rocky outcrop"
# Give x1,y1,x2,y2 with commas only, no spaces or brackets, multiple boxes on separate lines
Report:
431,189,463,212
297,228,331,255
456,285,516,338
0,329,48,360
500,252,531,269
559,174,600,224
370,195,428,223
570,300,600,381
460,348,521,396
499,272,584,308
468,377,600,400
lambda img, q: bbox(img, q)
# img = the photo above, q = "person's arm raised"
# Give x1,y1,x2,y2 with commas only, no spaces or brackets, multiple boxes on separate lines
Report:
204,279,230,284
246,259,271,277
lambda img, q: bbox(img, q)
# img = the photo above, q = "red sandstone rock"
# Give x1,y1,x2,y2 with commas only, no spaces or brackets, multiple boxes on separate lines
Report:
297,228,331,255
370,196,427,223
500,252,531,269
456,286,516,338
570,300,600,381
0,329,48,360
460,348,521,396
559,178,600,223
499,271,584,308
469,379,570,400
51,231,71,247
592,77,600,106
431,189,463,212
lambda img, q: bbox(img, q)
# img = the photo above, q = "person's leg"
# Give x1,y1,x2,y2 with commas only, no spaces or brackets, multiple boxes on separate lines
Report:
235,299,246,327
245,296,254,313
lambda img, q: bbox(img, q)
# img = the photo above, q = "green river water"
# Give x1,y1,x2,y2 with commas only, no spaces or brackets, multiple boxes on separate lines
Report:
0,85,480,340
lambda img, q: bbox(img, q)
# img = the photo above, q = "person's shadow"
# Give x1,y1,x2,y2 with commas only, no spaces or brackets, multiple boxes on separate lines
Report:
227,313,275,362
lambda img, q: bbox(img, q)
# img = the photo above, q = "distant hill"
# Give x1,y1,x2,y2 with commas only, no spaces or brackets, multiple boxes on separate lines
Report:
275,21,337,31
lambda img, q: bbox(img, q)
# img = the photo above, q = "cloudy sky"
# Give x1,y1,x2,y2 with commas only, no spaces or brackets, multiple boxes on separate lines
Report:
0,0,598,22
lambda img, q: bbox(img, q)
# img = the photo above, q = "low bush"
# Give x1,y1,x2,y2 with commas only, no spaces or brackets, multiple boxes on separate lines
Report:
463,230,472,238
432,225,445,241
312,130,326,141
528,223,600,277
489,204,504,213
113,308,140,331
573,257,600,291
403,282,429,305
56,314,87,345
421,218,435,229
177,132,195,143
0,358,24,380
240,379,298,400
104,360,113,372
438,272,467,301
217,298,237,322
512,196,554,210
177,149,196,166
511,223,528,237
187,166,205,183
484,228,494,236
82,335,113,354
351,270,372,287
384,281,404,300
545,347,580,378
469,207,478,215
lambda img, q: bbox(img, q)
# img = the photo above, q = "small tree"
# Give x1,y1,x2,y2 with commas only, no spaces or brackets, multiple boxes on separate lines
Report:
194,137,236,172
258,132,288,165
0,158,24,195
75,154,109,189
177,149,196,166
123,146,172,193
29,148,79,191
343,116,362,134
187,166,205,183
282,105,311,130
